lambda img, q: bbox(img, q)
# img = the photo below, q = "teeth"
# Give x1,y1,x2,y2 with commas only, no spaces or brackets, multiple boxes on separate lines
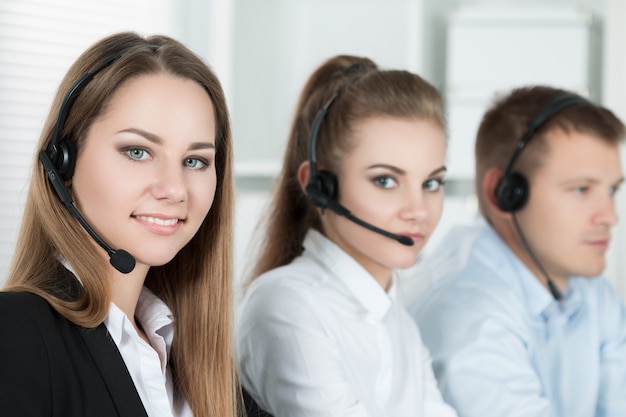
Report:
136,216,179,226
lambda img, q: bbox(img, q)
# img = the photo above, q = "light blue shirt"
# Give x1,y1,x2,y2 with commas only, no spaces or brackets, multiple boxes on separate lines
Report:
410,219,626,417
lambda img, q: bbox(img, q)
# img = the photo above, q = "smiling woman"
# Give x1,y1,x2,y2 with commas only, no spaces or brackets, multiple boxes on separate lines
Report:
72,74,218,271
0,32,239,417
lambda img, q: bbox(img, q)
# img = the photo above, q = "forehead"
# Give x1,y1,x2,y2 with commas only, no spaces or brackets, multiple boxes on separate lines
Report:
109,73,208,104
98,73,215,129
345,116,446,162
532,129,622,180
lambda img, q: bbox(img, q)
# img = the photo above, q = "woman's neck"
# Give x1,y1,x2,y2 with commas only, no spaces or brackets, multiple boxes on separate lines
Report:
108,263,149,330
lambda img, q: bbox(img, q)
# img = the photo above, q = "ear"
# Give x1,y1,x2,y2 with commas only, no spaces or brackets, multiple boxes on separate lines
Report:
297,161,311,193
482,166,512,218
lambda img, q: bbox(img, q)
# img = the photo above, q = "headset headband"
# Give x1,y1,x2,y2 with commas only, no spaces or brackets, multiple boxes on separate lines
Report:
49,44,160,156
502,93,589,178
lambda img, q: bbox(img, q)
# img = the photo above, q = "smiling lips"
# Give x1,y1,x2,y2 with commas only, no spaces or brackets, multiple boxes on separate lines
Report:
135,215,180,226
134,215,184,235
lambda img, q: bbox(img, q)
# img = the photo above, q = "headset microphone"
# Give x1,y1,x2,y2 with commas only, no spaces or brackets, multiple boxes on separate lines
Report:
305,181,414,246
304,74,414,247
38,45,159,274
39,150,136,274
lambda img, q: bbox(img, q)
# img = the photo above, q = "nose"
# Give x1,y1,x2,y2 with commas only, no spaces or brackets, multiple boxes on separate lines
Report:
151,160,187,203
595,193,618,228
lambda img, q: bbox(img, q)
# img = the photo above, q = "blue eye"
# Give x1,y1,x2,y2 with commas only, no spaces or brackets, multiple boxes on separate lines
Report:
374,175,398,189
424,178,444,192
125,148,150,161
184,157,209,170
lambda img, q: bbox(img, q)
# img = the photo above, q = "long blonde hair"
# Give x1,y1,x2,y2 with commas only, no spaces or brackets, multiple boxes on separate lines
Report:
4,32,237,417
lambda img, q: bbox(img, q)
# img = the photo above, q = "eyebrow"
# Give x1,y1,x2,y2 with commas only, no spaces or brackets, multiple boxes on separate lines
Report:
366,163,447,177
119,128,215,150
560,176,625,186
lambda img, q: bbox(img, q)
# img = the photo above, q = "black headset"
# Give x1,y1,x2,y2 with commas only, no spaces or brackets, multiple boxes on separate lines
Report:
305,63,366,210
495,93,589,212
41,44,160,182
304,65,413,246
38,44,159,274
494,92,589,301
304,90,341,210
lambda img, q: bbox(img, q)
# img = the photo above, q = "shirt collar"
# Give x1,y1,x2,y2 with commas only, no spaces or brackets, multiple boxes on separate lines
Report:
105,287,175,354
62,252,174,343
135,287,175,348
302,229,394,321
517,261,555,319
105,302,127,346
540,281,585,322
61,258,174,336
481,222,584,321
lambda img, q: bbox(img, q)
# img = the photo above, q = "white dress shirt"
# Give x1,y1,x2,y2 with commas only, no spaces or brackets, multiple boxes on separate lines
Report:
411,219,626,417
105,287,193,417
237,229,458,417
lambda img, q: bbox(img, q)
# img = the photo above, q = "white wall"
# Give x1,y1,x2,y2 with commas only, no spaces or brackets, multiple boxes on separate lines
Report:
230,0,424,168
603,0,626,296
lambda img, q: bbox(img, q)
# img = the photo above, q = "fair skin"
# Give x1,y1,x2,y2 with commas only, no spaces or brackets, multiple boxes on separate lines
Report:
299,116,447,290
484,128,623,292
71,73,217,336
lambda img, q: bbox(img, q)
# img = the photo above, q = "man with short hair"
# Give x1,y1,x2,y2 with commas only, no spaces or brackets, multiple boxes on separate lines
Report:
411,86,626,417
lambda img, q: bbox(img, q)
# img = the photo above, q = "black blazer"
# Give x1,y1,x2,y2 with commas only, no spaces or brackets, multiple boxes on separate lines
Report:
0,291,148,417
0,290,273,417
242,386,274,417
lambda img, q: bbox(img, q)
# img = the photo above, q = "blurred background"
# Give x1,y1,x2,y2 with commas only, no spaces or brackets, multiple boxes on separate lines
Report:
1,0,625,299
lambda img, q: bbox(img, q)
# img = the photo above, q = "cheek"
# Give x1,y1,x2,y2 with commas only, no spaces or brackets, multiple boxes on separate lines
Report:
519,205,569,255
338,180,370,210
72,160,117,210
189,175,218,216
357,191,397,219
429,194,445,219
526,195,564,230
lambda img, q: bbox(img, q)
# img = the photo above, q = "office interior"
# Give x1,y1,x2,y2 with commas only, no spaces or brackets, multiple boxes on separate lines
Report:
1,0,625,300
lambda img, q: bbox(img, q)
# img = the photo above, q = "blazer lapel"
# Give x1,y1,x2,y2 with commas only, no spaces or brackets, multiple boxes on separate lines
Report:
79,324,149,417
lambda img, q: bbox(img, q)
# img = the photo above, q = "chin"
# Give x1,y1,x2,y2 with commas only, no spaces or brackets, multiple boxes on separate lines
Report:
582,267,605,278
136,253,179,268
572,262,605,278
389,254,420,270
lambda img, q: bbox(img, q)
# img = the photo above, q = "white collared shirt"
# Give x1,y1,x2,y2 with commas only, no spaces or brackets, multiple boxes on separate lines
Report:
237,229,458,417
105,287,193,417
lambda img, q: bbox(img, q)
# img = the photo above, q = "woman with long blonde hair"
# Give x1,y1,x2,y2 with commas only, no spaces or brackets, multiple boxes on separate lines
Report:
0,32,238,417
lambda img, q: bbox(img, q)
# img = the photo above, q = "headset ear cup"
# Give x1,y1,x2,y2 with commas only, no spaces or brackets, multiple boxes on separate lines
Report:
495,172,529,212
305,169,338,209
52,138,77,182
316,170,337,200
